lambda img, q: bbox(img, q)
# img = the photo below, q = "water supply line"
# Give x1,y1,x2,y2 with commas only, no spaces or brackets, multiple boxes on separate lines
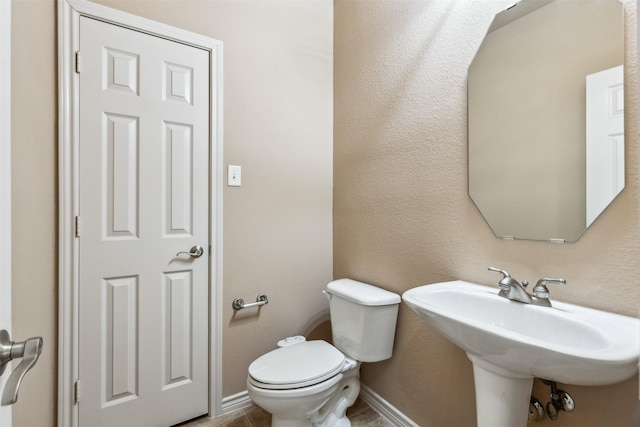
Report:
529,379,575,422
541,379,575,421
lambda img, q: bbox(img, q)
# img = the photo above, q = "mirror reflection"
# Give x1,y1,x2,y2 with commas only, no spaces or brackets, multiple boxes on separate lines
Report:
468,0,624,242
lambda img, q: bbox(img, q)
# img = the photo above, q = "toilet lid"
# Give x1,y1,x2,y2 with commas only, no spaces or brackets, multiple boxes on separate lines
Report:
248,340,345,389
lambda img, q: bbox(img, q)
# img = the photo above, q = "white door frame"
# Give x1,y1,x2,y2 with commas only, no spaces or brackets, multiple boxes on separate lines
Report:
0,0,12,425
57,1,224,426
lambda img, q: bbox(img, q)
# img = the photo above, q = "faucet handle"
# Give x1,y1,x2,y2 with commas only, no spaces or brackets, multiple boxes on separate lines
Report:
488,267,517,291
532,278,566,299
488,267,510,278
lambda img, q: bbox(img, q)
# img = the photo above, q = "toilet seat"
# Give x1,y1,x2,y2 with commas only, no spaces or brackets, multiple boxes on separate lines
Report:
248,340,346,390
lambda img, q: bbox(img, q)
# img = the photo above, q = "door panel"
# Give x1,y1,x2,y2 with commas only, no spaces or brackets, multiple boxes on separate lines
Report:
586,65,624,226
78,16,210,427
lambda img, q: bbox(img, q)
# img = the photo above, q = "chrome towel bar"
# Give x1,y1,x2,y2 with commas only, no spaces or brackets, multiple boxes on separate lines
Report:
232,294,268,310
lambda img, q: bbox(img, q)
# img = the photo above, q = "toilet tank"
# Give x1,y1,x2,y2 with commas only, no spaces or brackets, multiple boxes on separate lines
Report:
326,279,401,362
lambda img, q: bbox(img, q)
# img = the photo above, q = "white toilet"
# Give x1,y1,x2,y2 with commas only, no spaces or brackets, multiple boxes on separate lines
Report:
246,278,401,427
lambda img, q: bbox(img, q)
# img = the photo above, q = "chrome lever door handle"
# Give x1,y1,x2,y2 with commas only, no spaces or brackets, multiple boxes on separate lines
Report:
0,330,44,406
176,245,204,259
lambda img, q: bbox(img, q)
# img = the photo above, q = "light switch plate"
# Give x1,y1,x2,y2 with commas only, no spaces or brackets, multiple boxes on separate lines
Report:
228,165,241,187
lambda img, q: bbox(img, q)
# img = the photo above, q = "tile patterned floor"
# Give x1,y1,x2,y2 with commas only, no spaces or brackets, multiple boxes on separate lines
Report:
176,397,394,427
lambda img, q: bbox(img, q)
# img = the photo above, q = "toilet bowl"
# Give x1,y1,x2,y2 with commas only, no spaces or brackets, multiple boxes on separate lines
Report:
247,340,356,427
246,279,401,427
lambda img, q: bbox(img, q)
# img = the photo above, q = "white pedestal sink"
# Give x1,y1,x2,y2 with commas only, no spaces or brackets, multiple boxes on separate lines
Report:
402,281,640,427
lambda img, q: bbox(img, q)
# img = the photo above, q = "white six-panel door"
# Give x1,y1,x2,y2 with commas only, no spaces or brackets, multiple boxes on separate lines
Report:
78,16,210,426
586,65,624,227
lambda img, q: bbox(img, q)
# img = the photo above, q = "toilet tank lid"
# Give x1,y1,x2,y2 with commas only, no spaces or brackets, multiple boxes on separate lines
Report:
326,279,401,306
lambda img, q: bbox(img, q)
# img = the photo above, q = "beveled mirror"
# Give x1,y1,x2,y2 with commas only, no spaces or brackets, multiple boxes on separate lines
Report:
468,0,624,242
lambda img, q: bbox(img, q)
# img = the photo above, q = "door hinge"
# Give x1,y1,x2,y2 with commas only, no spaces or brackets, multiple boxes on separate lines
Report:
74,380,81,404
75,51,81,74
75,216,81,237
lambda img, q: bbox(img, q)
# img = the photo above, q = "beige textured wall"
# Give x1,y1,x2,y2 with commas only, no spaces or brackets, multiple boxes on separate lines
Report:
335,0,639,426
11,0,58,424
11,0,332,425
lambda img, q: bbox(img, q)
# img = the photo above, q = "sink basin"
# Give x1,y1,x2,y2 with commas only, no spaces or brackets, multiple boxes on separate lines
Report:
403,280,639,385
403,280,639,427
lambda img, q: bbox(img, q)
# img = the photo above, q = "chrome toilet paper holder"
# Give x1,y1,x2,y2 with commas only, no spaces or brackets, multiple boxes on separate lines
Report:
232,294,268,310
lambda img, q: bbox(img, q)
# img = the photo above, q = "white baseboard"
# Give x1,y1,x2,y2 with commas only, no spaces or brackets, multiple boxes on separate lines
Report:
221,390,253,414
359,384,419,427
221,385,418,427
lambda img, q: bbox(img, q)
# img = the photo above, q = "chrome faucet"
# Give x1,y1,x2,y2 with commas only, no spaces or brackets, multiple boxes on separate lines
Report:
488,267,566,307
488,267,531,303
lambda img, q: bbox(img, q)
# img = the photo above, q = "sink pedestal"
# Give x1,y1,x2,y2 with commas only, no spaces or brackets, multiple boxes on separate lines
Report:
470,355,533,427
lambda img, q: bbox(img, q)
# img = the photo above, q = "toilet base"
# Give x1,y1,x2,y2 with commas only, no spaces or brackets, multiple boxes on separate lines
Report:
271,416,313,427
270,415,351,427
312,363,360,427
323,415,350,427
